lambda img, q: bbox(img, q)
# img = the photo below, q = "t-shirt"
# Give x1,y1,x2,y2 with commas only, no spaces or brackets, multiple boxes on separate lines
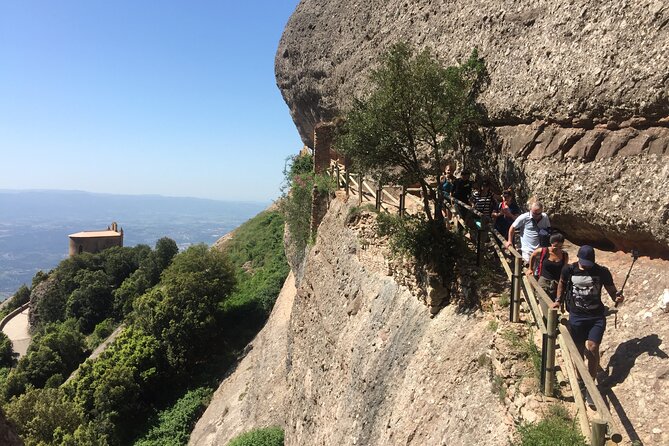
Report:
473,192,495,216
441,179,454,198
494,202,522,237
562,263,614,319
452,179,473,203
511,212,551,261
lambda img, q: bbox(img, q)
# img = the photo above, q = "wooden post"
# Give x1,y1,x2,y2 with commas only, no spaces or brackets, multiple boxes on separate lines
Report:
512,256,522,322
335,165,341,189
544,308,558,395
345,171,350,196
476,226,485,266
375,181,382,210
399,186,406,217
358,174,363,205
591,419,607,446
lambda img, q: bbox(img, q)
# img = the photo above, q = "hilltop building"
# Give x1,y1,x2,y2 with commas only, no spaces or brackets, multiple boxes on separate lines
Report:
68,222,124,256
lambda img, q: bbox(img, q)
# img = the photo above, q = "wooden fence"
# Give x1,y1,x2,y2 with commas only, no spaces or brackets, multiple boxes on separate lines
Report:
327,160,622,445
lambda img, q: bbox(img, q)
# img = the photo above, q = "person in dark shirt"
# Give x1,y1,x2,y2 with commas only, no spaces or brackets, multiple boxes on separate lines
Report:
452,170,473,204
452,170,473,221
527,233,569,300
492,188,521,238
553,245,623,404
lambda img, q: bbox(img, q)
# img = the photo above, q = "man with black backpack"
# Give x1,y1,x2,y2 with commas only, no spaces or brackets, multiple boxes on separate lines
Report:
553,245,624,405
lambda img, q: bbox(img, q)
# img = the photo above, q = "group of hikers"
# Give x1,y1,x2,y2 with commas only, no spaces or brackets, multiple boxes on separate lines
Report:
439,167,624,406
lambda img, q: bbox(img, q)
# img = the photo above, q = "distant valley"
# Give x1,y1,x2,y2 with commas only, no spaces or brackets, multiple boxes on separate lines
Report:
0,190,268,299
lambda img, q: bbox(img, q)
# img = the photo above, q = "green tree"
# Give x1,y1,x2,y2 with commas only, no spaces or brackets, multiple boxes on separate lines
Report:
134,245,235,369
101,246,139,288
336,42,488,222
3,320,88,399
0,332,16,368
154,237,179,271
66,269,113,333
4,386,84,446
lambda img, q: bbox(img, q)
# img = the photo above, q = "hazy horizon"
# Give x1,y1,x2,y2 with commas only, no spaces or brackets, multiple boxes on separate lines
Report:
0,190,268,299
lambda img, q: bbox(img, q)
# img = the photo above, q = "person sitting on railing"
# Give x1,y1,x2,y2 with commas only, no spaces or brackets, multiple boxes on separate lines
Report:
552,245,624,407
527,233,568,300
492,188,521,238
504,199,551,265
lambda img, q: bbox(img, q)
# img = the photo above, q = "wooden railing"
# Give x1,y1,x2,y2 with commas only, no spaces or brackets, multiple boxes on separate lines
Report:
327,160,623,445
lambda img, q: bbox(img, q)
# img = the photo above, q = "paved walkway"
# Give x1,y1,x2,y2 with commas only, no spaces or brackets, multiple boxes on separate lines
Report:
2,307,31,357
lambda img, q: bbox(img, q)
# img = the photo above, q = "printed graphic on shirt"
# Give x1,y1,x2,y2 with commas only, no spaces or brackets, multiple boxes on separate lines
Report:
572,275,603,311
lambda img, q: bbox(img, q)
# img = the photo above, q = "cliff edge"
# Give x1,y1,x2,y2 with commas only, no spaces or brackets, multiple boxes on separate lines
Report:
191,197,512,445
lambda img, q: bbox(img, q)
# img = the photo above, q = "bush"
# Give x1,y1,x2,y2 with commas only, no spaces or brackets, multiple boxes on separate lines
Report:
279,153,335,257
376,212,460,284
134,387,212,446
515,405,587,446
4,387,84,446
227,427,284,446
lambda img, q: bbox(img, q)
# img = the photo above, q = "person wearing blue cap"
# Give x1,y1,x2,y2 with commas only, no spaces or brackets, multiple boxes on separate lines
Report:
554,245,624,406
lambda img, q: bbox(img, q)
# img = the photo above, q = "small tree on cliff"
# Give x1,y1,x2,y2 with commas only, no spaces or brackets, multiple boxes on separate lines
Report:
335,42,488,223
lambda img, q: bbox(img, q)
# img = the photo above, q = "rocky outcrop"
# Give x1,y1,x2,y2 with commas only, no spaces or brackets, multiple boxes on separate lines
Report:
191,198,512,445
276,0,669,147
275,0,669,257
478,122,669,257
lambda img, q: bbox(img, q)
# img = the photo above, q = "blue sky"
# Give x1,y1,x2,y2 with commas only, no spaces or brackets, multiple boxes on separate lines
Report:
0,1,303,202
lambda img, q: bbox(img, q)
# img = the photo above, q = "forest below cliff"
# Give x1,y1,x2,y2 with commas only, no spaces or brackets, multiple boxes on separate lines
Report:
0,209,288,446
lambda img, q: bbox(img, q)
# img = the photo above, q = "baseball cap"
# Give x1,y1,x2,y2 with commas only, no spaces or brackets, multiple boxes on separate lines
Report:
577,245,595,267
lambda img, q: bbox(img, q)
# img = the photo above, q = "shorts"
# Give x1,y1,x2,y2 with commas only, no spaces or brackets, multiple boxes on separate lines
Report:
568,316,606,345
538,276,558,301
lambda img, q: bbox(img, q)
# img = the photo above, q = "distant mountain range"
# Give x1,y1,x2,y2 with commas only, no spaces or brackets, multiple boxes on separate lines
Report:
0,189,268,299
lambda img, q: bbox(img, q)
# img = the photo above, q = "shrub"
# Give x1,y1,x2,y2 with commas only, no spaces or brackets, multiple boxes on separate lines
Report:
227,427,285,446
134,387,212,446
279,153,335,257
4,387,84,446
515,404,587,446
376,212,460,284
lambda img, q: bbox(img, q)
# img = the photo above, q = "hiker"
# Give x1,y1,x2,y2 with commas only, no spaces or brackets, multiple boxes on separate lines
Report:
504,199,551,264
472,180,496,217
440,168,456,221
492,188,521,238
553,245,624,404
527,233,568,300
452,169,473,203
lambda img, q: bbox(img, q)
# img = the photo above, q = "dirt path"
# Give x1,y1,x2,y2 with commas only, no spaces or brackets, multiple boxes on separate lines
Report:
2,307,31,357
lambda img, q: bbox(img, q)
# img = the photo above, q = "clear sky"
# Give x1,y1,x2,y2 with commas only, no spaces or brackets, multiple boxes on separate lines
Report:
0,1,303,203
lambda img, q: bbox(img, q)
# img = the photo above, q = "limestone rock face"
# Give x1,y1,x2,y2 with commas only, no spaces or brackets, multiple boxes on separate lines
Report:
276,0,669,257
191,198,511,446
276,0,669,147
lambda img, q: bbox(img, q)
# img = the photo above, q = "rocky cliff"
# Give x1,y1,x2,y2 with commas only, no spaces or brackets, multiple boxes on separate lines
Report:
191,197,512,445
275,0,669,257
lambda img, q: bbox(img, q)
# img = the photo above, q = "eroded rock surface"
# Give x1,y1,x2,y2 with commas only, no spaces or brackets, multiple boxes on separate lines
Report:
276,0,669,147
191,198,511,446
275,0,669,257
